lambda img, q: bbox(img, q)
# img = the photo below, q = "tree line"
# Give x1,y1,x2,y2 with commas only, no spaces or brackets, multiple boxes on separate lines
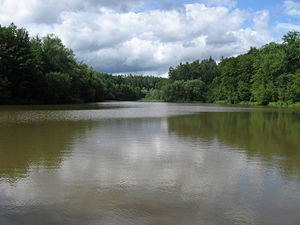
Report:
149,32,300,106
0,23,299,106
0,23,166,104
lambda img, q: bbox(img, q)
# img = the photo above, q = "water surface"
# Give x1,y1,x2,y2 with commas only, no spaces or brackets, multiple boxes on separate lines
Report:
0,102,300,225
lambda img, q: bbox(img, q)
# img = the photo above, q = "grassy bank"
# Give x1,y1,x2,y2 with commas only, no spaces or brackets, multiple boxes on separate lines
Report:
238,101,300,108
141,98,300,108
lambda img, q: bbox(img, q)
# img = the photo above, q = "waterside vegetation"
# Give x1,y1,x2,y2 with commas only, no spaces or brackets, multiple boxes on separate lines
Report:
1,23,299,107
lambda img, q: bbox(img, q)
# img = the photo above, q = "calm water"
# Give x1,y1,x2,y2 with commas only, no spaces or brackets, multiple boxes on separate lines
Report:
0,102,300,225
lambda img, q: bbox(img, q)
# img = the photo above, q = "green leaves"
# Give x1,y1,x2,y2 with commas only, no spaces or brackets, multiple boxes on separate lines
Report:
0,23,299,105
44,72,72,103
287,71,300,102
0,24,107,104
161,79,207,102
165,31,300,105
251,43,285,104
169,58,219,84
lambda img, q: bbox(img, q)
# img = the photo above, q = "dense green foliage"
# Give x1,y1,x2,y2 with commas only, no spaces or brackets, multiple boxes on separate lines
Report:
153,31,300,105
0,24,103,104
0,24,165,104
100,74,167,101
0,23,299,106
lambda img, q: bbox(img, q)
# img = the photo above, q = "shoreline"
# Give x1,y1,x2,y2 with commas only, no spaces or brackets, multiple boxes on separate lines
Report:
140,99,300,109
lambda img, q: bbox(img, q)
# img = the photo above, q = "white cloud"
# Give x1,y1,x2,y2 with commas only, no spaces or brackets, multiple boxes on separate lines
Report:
277,23,300,31
284,0,300,16
0,1,274,75
202,0,237,8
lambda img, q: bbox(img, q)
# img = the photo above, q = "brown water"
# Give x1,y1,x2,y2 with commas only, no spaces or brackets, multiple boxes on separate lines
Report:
0,102,300,225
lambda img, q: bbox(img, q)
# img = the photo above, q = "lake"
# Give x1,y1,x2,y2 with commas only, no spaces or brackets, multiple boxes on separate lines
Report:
0,102,300,225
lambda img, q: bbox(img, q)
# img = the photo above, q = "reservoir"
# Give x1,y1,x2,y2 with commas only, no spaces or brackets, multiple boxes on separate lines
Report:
0,102,300,225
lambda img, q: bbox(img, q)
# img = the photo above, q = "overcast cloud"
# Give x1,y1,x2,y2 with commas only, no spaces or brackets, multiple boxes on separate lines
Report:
0,0,298,75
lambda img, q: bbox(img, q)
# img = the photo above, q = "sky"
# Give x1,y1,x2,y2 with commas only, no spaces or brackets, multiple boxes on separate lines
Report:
0,0,299,76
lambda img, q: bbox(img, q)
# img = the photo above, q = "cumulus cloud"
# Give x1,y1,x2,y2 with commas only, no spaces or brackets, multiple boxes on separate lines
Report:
0,0,274,75
277,1,300,34
284,0,300,16
202,0,238,8
277,23,300,31
0,0,185,24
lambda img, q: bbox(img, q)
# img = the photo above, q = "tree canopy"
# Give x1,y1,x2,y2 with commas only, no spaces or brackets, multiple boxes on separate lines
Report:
0,24,166,104
0,24,299,106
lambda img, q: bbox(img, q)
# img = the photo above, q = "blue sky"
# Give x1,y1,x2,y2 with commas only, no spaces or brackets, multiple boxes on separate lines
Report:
163,0,300,39
151,0,300,38
237,0,299,37
0,0,299,75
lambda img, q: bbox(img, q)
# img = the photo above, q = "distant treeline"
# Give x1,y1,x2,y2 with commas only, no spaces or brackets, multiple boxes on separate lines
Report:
148,31,300,106
0,23,299,106
0,23,166,104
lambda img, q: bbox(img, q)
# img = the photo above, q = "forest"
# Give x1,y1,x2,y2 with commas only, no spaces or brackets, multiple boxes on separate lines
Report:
0,23,299,106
